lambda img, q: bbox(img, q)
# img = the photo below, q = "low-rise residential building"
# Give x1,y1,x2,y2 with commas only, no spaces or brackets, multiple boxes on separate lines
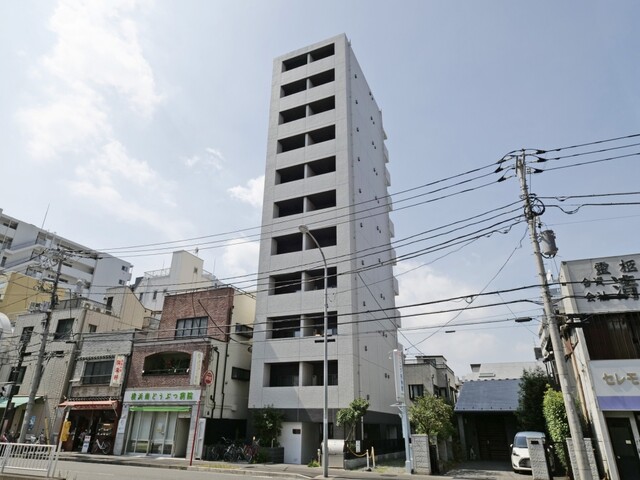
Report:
116,286,255,458
404,355,457,404
132,250,219,315
4,287,151,442
455,361,541,462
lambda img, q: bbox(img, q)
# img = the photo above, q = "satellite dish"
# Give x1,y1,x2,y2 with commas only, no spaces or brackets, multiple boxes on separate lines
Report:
0,312,12,338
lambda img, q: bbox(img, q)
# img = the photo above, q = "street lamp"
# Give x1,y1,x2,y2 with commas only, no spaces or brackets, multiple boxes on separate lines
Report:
299,225,329,478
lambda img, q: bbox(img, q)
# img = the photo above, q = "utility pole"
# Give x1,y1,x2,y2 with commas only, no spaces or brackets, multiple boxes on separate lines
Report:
0,331,30,436
18,249,65,443
516,153,593,480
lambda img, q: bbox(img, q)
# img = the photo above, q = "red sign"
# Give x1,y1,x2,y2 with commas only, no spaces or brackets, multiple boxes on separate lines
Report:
203,370,214,386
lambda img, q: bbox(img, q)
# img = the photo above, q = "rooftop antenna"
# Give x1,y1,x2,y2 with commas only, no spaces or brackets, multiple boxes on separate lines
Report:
40,203,50,230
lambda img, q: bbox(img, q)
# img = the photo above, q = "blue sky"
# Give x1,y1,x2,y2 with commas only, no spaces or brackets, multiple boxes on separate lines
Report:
2,1,639,376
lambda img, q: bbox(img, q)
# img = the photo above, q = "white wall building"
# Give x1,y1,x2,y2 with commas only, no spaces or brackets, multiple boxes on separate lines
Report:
132,250,219,314
248,34,401,464
557,253,640,480
0,210,132,303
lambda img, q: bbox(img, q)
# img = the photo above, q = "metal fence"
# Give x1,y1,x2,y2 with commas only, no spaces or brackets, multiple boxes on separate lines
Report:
0,442,58,477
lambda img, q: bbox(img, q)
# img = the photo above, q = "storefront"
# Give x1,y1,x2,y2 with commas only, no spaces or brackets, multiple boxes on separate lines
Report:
116,388,202,458
588,360,640,479
57,400,119,454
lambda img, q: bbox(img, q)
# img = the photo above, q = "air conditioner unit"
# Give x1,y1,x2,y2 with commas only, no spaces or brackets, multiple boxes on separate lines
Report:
28,302,42,313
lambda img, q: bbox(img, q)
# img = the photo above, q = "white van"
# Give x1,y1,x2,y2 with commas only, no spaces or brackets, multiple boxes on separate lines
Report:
510,431,551,473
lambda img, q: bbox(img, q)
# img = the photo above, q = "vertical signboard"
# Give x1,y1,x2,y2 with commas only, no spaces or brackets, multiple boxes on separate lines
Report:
110,354,127,387
190,351,203,386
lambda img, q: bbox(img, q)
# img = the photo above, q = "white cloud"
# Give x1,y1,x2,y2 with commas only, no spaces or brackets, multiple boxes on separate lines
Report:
44,0,162,116
17,85,110,160
395,260,539,375
182,147,225,171
65,140,190,237
228,175,264,208
218,238,260,282
18,0,162,161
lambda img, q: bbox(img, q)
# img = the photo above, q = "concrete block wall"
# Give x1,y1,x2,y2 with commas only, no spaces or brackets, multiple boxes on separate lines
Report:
412,434,431,475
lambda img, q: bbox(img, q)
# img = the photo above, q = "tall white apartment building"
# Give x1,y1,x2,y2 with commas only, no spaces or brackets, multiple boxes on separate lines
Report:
248,35,401,464
0,209,132,303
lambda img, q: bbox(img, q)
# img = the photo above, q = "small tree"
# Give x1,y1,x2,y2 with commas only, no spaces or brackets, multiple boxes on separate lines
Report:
543,386,570,472
253,406,284,447
516,367,551,432
336,398,369,441
409,394,454,440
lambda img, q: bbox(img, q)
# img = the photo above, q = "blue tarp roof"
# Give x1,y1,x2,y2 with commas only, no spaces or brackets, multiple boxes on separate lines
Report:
455,379,520,412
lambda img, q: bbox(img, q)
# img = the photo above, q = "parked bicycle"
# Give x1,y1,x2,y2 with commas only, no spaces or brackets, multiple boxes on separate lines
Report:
91,437,111,454
243,438,260,463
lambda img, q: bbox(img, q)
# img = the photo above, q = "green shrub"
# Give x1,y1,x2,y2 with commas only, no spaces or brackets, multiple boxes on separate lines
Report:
543,386,570,472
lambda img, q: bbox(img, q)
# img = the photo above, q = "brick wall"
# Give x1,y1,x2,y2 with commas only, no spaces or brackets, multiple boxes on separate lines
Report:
158,287,234,341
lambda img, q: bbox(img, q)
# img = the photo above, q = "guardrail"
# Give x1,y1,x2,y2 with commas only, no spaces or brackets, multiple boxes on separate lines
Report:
0,442,58,477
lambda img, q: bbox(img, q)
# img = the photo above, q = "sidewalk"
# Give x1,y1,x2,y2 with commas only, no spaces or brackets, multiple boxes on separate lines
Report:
57,451,451,479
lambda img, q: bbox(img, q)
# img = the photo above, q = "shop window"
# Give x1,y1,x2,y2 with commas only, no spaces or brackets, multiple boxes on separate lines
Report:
143,352,191,375
82,359,115,385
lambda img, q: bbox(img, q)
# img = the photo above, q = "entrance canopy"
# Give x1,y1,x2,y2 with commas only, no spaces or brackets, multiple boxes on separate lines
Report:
0,396,42,409
58,400,119,411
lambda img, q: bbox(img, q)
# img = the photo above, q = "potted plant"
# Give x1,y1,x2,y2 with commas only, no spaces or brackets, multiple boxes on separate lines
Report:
252,406,285,463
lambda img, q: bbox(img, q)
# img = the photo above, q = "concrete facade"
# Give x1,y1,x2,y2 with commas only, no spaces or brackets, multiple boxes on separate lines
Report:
0,209,132,303
248,34,401,465
5,288,150,442
132,250,219,314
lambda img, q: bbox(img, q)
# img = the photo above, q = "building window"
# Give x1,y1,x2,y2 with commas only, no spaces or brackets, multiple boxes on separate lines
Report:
88,324,97,333
175,317,208,338
231,367,251,381
268,363,299,387
143,352,190,375
152,290,158,300
9,366,26,384
408,384,424,400
54,318,74,340
20,326,34,345
82,360,115,385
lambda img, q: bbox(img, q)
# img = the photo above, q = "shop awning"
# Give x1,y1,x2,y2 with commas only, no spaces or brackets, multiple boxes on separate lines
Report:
0,396,42,409
58,400,119,411
129,406,190,412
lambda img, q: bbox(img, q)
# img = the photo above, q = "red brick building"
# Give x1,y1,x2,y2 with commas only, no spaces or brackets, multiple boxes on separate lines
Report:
114,286,255,458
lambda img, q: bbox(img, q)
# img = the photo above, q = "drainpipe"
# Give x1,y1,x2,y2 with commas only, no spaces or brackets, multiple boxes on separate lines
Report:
219,302,233,419
209,347,220,418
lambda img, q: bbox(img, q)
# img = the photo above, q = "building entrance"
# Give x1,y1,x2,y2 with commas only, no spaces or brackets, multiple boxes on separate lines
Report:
126,409,188,456
606,416,640,480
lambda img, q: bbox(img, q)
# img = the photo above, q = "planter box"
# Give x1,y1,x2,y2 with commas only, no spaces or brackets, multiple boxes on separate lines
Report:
260,446,284,463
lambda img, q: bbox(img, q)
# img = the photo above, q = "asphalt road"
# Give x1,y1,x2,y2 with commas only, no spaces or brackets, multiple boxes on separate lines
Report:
53,461,256,480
